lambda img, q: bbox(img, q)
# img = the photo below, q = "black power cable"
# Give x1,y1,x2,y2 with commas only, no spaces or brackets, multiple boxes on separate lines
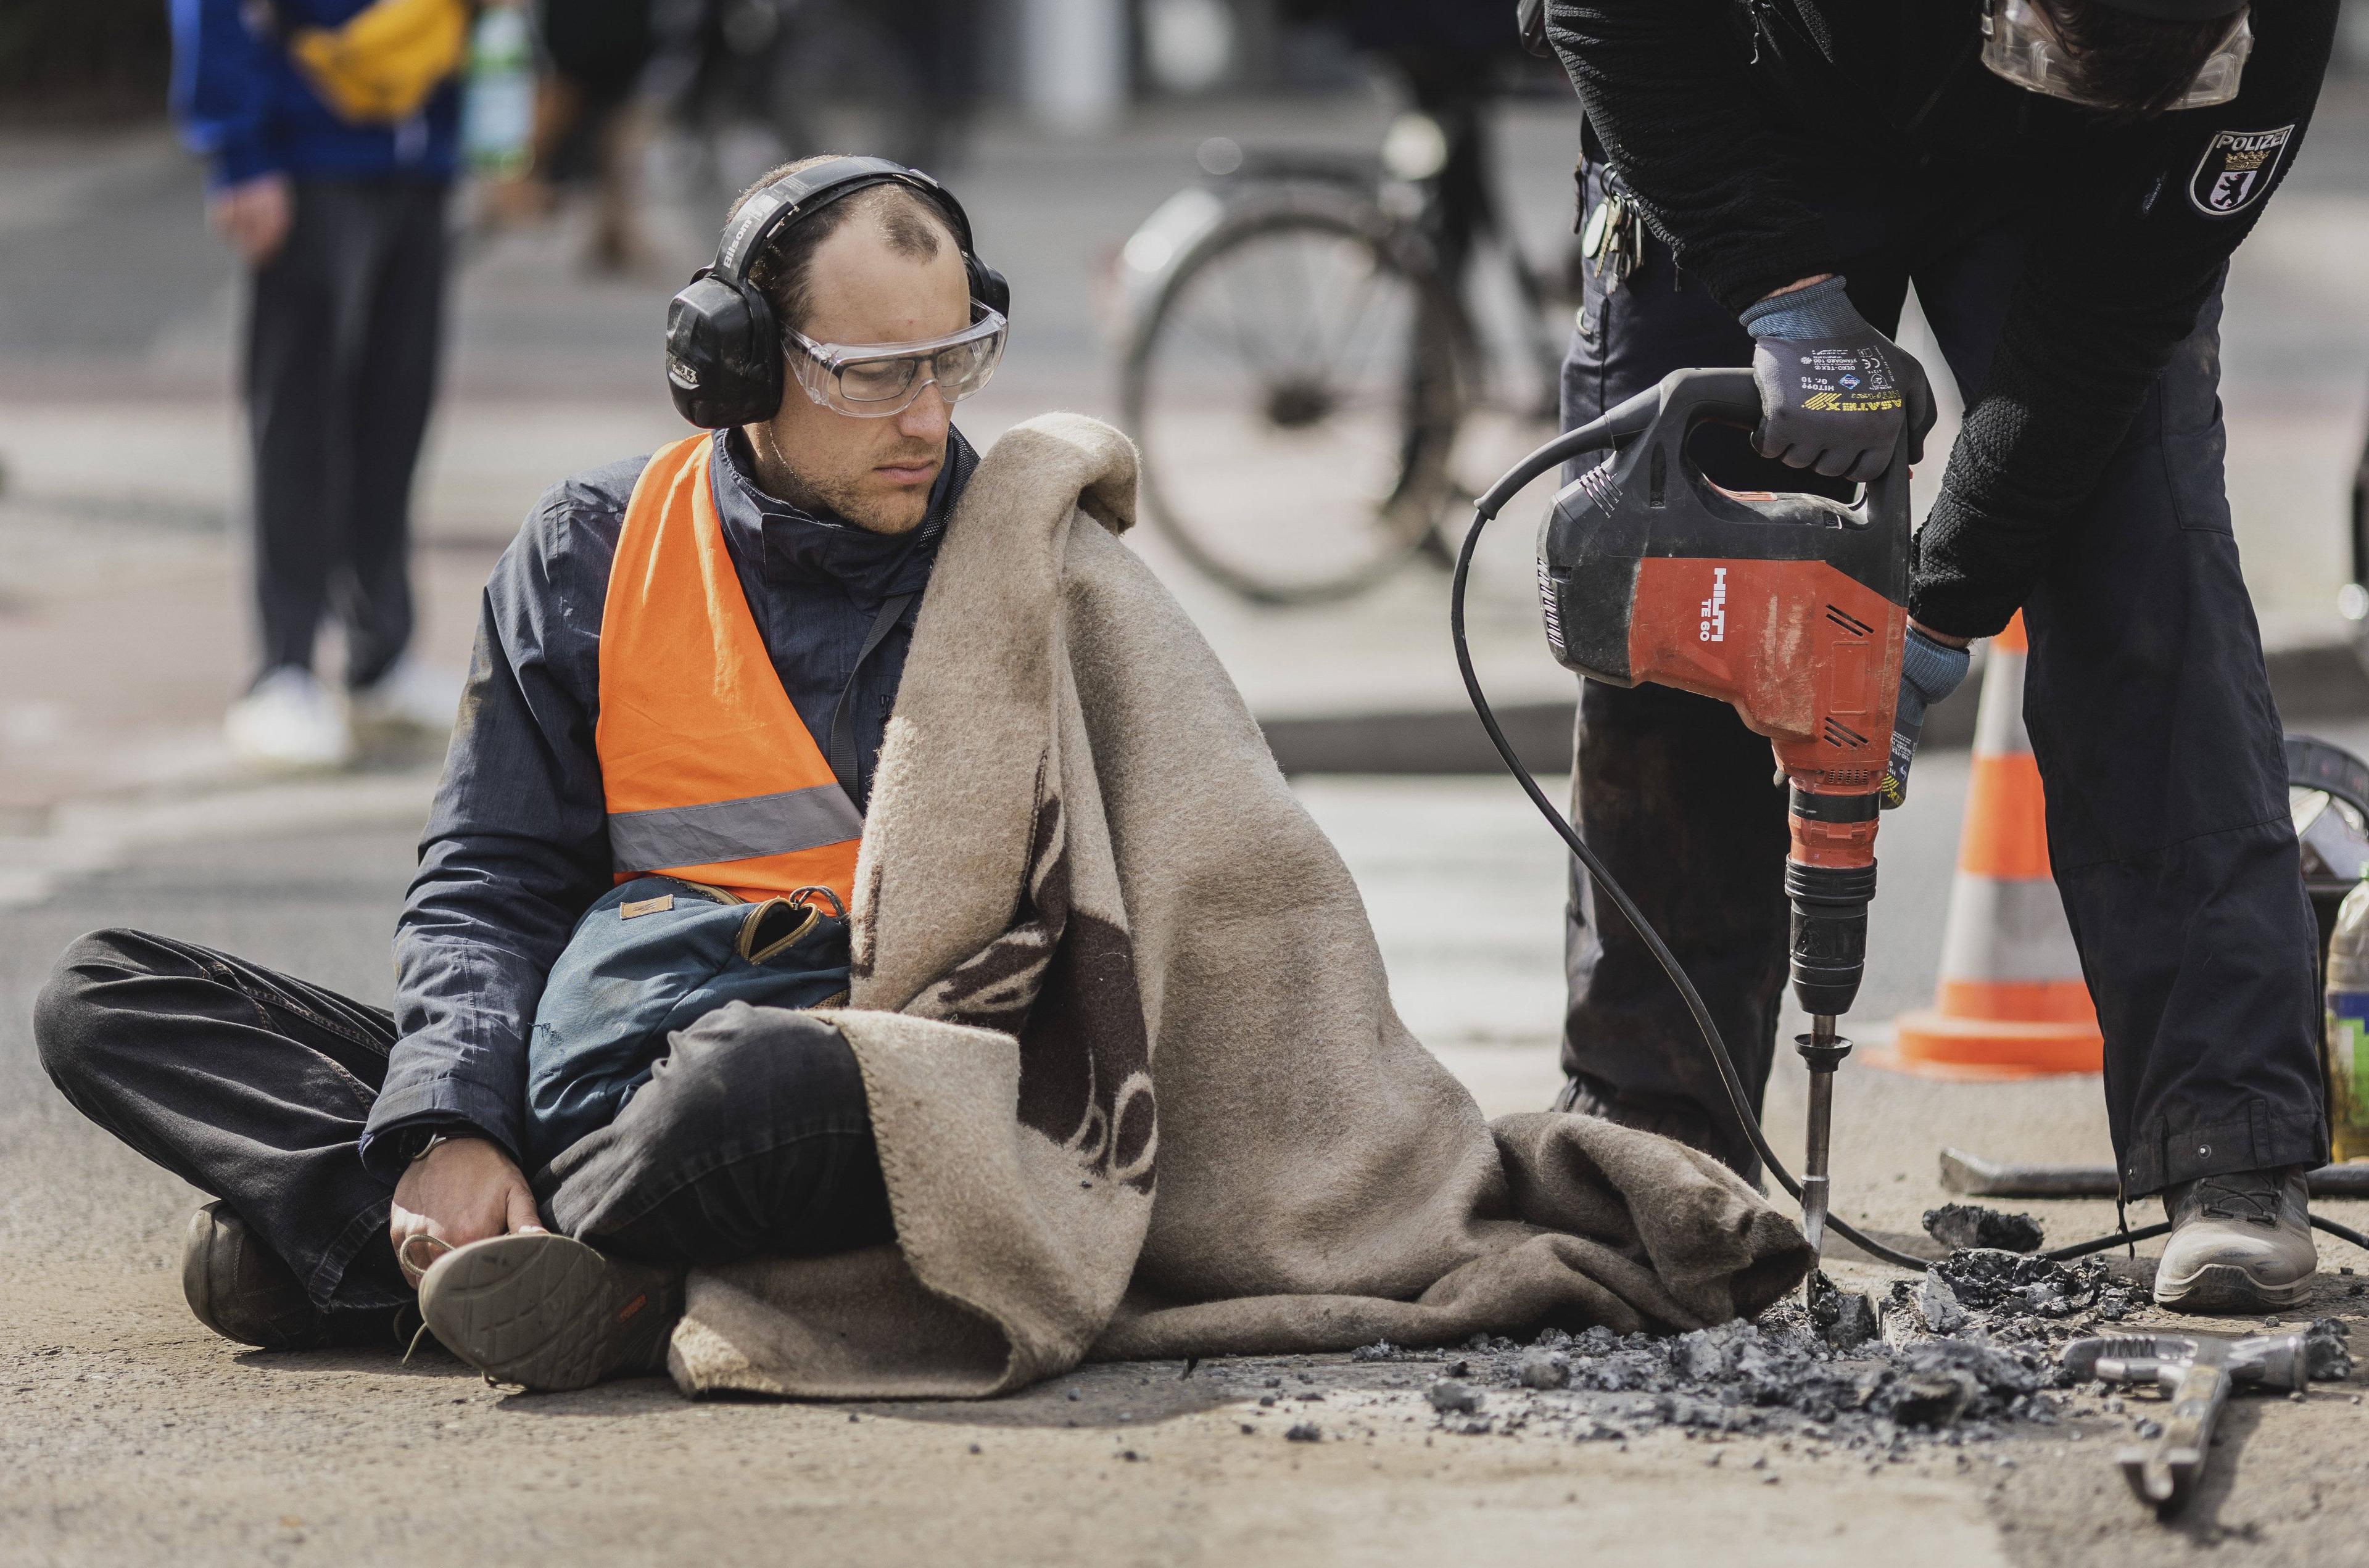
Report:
1451,415,2369,1277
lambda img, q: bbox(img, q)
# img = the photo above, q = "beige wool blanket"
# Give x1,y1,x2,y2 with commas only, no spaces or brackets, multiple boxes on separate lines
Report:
666,415,1812,1398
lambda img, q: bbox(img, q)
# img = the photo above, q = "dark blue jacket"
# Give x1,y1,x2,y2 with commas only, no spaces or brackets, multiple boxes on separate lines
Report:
168,0,463,189
360,429,978,1179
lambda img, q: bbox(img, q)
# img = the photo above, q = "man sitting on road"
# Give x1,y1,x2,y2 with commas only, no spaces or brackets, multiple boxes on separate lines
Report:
40,159,982,1369
38,159,1809,1399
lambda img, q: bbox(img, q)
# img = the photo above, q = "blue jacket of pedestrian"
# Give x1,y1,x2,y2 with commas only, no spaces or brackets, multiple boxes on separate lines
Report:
168,0,463,189
357,429,980,1180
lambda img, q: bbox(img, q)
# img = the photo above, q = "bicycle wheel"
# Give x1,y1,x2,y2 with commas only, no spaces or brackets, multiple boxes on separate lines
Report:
1120,189,1474,606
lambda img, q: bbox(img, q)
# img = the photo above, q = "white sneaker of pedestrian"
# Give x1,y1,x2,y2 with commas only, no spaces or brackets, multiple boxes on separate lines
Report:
224,667,354,772
350,655,463,737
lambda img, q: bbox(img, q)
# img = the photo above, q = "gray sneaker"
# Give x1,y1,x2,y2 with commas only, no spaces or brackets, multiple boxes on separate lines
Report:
183,1201,421,1352
416,1232,684,1391
2154,1167,2318,1314
183,1200,326,1350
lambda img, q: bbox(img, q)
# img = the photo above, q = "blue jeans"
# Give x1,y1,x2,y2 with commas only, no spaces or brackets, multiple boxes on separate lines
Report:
1559,163,2325,1197
35,930,891,1314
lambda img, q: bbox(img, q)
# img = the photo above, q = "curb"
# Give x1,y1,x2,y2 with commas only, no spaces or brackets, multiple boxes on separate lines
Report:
1262,640,2369,776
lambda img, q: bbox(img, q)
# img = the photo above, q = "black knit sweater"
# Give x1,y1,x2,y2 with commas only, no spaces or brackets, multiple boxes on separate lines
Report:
1546,0,2336,636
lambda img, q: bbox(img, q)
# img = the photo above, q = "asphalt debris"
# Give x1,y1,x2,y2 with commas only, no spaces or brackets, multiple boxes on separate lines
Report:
2304,1318,2354,1382
1427,1379,1482,1415
1914,1248,2139,1332
1349,1308,2063,1453
1811,1276,1880,1348
1329,1250,2186,1455
1922,1203,2044,1255
1518,1350,1569,1390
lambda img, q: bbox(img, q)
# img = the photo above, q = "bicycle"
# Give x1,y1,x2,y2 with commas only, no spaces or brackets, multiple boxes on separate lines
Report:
1115,104,1577,606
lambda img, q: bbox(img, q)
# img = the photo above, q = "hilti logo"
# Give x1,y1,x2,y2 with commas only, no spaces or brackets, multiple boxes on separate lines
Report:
1698,568,1727,643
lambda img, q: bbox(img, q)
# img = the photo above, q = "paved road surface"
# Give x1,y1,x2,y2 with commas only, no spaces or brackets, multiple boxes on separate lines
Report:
6,752,2369,1566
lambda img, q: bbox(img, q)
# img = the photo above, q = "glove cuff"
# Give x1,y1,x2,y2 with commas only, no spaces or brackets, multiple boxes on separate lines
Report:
1739,276,1866,342
1900,624,1973,708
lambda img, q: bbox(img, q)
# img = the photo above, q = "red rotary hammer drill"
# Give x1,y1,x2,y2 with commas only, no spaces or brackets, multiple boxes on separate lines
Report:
1455,366,1912,1295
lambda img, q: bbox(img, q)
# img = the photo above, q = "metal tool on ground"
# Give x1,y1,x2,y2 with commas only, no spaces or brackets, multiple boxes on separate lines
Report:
1942,1146,2369,1202
1449,369,2369,1292
2061,1330,2313,1517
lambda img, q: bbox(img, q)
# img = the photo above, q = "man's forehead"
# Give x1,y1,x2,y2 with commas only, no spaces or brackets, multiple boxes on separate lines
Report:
801,224,970,344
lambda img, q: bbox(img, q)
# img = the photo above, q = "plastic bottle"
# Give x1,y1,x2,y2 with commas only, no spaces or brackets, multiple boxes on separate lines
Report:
461,2,535,181
2323,875,2369,1160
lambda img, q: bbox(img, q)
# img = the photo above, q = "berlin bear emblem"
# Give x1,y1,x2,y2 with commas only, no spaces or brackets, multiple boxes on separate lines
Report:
2188,125,2293,218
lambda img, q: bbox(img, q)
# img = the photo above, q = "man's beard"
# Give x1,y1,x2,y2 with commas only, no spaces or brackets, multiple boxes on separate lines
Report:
776,447,942,536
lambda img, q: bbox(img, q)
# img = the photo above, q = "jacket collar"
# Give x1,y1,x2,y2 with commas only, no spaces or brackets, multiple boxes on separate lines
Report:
710,427,977,605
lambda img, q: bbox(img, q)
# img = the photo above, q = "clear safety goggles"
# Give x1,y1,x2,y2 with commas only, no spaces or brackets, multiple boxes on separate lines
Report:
1980,0,2251,112
785,305,1007,418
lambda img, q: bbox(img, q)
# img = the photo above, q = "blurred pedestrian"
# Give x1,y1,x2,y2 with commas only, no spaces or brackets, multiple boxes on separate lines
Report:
535,0,658,272
1284,0,1523,287
170,0,470,769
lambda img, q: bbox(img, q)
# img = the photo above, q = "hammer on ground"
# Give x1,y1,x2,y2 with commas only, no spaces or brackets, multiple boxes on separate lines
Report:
2059,1331,2311,1516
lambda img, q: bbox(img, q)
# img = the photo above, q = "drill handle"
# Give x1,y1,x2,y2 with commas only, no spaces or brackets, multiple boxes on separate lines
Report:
1654,367,1762,435
1474,384,1663,519
1657,368,1914,535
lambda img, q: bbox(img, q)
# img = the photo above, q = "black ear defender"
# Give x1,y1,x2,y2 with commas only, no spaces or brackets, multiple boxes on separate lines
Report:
664,155,1011,429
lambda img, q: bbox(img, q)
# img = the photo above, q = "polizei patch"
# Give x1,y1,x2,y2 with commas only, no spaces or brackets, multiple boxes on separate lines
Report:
2188,125,2293,218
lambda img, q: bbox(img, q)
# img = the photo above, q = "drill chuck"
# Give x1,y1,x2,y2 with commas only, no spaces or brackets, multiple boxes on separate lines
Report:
1786,859,1875,1017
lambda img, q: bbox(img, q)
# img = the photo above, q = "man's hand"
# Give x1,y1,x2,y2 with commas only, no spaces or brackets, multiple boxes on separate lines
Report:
1742,274,1936,483
389,1135,543,1285
207,173,293,266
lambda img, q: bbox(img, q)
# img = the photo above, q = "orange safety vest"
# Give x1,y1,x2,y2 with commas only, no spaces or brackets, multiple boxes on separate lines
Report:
595,434,862,905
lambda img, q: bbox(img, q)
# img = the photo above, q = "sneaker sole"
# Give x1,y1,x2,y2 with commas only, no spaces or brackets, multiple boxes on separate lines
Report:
417,1233,678,1392
2153,1261,2314,1315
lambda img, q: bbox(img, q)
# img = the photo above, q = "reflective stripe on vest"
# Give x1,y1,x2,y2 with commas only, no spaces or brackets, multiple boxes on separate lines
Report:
595,434,861,904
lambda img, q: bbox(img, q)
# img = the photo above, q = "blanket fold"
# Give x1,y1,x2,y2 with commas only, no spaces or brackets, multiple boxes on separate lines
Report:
668,414,1810,1399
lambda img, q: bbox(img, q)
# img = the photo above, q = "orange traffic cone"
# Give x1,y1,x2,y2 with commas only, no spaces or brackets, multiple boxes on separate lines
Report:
1880,614,2104,1078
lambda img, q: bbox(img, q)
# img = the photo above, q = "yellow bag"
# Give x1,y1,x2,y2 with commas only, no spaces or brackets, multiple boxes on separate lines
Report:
284,0,471,125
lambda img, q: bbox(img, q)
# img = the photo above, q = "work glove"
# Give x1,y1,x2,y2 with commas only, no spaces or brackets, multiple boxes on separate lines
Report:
1879,625,1972,809
1741,277,1937,484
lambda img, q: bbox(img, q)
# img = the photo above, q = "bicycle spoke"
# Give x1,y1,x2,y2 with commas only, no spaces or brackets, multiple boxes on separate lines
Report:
1125,211,1466,601
1208,254,1291,380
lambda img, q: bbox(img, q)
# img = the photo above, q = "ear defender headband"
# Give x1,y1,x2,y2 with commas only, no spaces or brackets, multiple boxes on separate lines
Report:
663,155,1012,429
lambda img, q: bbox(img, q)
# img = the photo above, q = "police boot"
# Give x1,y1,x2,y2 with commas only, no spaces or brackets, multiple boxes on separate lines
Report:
1554,1075,1763,1189
417,1232,684,1391
2154,1167,2318,1314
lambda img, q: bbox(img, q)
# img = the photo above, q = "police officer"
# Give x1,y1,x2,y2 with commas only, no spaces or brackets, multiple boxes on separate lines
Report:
1544,0,2337,1313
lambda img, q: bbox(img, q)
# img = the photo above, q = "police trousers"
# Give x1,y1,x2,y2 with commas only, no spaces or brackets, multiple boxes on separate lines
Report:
1558,163,2326,1198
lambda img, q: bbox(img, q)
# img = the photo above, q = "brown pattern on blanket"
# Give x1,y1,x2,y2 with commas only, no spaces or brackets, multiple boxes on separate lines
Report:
907,788,1156,1194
